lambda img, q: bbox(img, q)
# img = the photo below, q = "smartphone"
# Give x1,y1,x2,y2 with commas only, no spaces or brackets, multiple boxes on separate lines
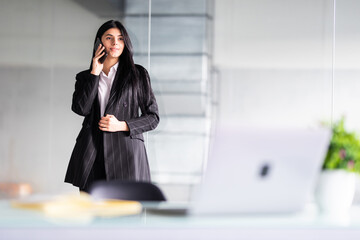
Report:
94,38,108,64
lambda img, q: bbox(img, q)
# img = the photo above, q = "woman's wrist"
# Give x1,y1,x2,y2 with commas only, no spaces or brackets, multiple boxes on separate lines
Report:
116,121,129,132
90,70,100,76
120,121,129,132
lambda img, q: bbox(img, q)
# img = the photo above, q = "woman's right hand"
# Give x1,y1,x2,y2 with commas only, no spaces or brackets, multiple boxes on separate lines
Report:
90,44,106,75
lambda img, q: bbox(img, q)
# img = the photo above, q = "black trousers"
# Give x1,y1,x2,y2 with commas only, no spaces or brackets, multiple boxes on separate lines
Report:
79,135,106,193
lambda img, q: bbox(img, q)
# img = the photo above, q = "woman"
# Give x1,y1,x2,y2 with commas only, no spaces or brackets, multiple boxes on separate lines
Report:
65,20,159,192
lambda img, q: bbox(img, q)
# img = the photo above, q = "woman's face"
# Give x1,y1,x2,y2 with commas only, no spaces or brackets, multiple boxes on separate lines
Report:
101,28,124,59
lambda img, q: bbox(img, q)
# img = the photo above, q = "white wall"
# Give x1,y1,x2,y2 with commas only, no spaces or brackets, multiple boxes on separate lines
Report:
213,0,360,131
333,0,360,131
0,0,103,68
214,0,333,70
0,0,104,193
213,0,334,128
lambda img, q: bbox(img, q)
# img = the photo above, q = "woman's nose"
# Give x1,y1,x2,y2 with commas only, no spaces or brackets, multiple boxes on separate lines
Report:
112,39,119,46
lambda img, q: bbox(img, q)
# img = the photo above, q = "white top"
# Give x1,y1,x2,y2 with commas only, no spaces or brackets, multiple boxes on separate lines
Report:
98,62,119,117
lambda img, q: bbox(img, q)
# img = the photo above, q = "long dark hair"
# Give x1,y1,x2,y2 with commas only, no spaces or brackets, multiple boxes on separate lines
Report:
91,20,146,112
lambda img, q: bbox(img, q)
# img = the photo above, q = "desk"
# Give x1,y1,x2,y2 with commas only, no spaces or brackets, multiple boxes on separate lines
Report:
1,200,360,240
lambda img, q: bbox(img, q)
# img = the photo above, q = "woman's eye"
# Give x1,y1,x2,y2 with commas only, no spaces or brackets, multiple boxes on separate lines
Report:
106,37,111,40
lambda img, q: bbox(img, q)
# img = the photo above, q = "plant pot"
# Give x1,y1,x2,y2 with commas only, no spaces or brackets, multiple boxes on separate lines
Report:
315,169,356,214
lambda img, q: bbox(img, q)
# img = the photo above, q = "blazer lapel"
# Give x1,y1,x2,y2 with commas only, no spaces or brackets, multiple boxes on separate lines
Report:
104,63,129,115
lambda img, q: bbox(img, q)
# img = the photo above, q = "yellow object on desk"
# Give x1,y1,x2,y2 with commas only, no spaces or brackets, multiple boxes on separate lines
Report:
11,192,142,222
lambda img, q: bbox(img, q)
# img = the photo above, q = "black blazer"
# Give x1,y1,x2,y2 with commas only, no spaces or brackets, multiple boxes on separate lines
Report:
65,64,159,189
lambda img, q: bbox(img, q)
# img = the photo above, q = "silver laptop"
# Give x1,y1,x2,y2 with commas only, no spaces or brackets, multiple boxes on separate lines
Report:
147,126,331,215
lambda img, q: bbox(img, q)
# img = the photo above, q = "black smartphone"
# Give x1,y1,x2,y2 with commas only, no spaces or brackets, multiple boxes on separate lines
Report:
94,38,108,64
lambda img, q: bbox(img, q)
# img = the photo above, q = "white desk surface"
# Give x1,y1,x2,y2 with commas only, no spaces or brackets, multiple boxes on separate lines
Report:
1,200,360,240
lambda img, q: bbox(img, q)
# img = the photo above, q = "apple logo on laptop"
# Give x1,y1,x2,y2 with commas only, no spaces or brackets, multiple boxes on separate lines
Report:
259,162,271,178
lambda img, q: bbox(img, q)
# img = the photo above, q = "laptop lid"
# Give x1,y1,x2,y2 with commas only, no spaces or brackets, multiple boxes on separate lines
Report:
190,126,331,215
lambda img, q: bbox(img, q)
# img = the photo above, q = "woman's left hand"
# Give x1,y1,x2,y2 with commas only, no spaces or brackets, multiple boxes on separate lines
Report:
99,114,129,132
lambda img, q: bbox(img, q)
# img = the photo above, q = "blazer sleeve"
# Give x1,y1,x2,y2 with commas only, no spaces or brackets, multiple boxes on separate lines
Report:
126,65,160,136
71,70,100,116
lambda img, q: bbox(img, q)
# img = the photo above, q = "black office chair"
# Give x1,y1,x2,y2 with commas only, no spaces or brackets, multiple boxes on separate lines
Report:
89,180,166,201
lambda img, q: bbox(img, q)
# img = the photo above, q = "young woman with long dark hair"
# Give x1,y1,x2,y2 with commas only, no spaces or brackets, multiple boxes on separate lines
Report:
65,20,159,192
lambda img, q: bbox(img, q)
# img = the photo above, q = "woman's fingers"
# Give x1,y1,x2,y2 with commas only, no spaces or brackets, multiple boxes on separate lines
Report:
97,46,105,56
99,121,107,126
101,115,114,121
93,46,105,60
99,121,108,131
98,115,120,132
93,55,104,65
101,115,111,121
94,47,105,61
95,43,101,53
99,116,110,128
99,119,108,125
95,45,104,55
91,46,105,75
96,50,105,59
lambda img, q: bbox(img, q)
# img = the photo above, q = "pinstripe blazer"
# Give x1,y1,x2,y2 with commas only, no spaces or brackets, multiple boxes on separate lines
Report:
65,64,159,189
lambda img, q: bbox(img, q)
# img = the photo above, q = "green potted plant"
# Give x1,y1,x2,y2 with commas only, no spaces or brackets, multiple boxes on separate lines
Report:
316,118,360,214
323,118,360,173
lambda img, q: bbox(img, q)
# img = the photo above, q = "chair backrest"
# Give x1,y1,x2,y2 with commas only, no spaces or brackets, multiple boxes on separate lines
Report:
89,180,166,201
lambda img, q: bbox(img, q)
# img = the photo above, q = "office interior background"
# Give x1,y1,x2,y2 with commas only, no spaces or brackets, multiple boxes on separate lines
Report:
0,0,360,201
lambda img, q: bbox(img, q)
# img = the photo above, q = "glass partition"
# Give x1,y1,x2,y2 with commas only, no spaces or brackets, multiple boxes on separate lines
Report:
146,0,213,200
